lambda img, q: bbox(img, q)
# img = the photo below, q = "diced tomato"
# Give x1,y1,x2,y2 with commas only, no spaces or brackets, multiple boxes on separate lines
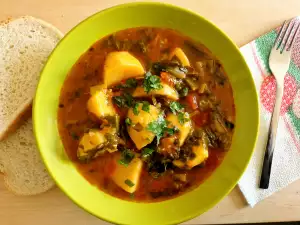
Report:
160,72,175,87
186,93,198,110
192,111,210,127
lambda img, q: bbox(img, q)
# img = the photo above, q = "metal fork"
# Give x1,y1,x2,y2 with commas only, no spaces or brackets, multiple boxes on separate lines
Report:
259,20,300,189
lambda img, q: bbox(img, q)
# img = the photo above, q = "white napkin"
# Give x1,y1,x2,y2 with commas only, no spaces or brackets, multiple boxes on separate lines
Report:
238,27,300,207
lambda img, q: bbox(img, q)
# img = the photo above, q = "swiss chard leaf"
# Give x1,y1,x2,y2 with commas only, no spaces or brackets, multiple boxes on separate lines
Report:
112,93,134,108
180,87,189,97
117,78,138,89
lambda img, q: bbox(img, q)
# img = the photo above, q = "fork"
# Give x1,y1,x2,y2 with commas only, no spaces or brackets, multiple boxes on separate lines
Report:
259,20,300,189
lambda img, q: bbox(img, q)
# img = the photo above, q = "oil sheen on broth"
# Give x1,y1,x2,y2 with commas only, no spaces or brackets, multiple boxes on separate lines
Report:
57,28,235,202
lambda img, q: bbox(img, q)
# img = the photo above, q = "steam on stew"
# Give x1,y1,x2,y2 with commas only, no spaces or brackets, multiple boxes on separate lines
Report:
58,28,235,202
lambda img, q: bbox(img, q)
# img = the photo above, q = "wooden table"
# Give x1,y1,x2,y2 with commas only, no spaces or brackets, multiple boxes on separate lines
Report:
1,0,300,224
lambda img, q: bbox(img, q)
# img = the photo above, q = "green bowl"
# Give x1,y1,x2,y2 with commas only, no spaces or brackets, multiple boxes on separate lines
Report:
33,2,259,225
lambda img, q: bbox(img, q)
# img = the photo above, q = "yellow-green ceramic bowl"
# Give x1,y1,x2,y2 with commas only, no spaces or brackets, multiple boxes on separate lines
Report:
34,2,259,225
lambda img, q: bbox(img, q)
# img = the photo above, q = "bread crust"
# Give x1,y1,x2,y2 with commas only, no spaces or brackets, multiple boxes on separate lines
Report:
0,16,63,195
0,102,32,141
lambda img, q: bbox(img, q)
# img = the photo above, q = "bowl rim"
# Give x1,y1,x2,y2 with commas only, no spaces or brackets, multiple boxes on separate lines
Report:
33,2,259,224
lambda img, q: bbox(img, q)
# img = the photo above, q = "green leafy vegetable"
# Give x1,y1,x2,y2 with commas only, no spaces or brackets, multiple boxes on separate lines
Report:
164,127,177,135
142,101,150,113
124,93,134,107
178,112,190,125
143,71,163,93
169,101,189,124
112,96,125,108
169,101,184,114
133,103,140,115
141,148,155,158
117,78,138,89
125,118,132,126
180,87,189,97
125,179,135,187
118,148,135,166
126,78,138,88
147,115,176,144
147,115,165,143
113,93,134,108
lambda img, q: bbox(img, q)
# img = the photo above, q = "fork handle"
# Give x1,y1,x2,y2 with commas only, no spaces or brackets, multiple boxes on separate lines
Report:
259,84,284,189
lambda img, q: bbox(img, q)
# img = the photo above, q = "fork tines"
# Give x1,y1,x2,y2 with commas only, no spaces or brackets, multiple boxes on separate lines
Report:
274,19,300,52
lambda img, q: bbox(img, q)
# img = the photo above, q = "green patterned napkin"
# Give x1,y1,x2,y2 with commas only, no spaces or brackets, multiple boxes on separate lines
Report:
238,18,300,206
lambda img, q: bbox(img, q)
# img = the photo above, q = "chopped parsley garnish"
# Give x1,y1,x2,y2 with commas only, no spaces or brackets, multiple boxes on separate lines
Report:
178,112,190,125
133,103,140,115
169,101,184,114
143,71,163,93
125,118,132,126
142,101,150,113
141,148,155,158
169,101,189,124
118,148,135,166
117,78,138,89
147,115,176,144
113,93,134,108
124,179,135,187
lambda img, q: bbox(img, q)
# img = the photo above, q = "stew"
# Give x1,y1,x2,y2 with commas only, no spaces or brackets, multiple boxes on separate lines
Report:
57,28,235,202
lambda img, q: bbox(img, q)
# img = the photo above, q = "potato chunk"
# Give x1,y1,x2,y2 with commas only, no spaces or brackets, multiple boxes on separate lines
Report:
77,127,118,161
127,103,159,150
186,142,209,169
87,89,115,119
173,141,208,169
133,83,179,100
77,130,107,160
169,48,190,67
166,113,192,146
112,153,143,193
104,51,145,87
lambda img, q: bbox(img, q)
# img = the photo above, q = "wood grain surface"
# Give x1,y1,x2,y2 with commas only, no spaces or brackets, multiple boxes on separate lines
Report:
1,0,300,224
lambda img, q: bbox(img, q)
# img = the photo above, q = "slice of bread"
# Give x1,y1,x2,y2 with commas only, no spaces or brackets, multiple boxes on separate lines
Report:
0,16,63,195
0,118,55,195
0,16,63,140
